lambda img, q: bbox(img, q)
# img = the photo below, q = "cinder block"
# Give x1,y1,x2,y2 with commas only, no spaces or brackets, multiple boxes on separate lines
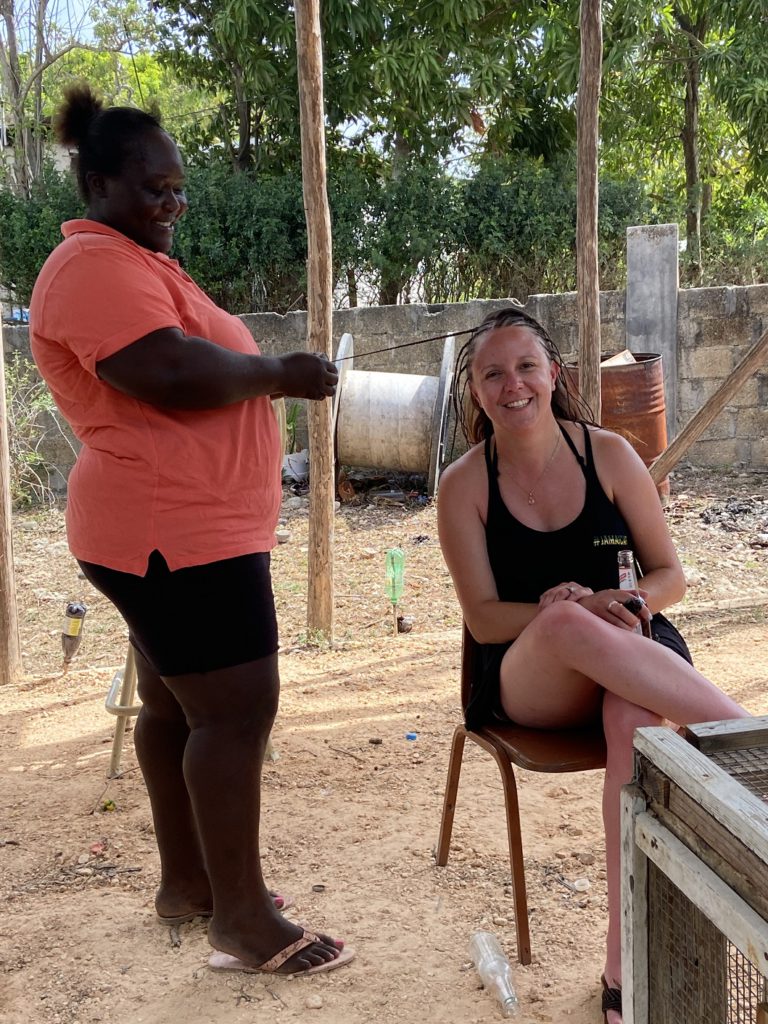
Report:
745,285,768,316
725,378,760,409
681,345,735,379
688,437,750,467
735,407,768,438
748,437,768,468
698,409,738,441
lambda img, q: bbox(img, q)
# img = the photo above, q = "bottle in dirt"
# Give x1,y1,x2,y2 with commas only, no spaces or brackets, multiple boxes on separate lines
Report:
61,601,87,669
469,930,520,1018
617,549,651,637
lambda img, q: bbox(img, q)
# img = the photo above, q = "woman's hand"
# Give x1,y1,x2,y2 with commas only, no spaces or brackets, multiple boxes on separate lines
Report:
538,582,594,608
274,352,338,401
576,588,652,631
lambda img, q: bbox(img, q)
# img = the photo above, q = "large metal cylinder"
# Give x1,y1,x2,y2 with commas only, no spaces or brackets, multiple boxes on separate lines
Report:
337,369,439,473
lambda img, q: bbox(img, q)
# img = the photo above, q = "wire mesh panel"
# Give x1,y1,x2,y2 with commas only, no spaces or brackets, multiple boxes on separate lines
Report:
649,861,727,1024
627,720,768,1024
708,746,768,804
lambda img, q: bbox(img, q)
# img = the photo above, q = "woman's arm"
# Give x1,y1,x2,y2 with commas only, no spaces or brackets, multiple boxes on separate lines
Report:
591,429,686,614
96,326,337,410
437,453,539,644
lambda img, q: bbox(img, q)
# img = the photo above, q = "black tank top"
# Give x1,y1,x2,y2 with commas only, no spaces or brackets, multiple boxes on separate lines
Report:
465,423,692,730
485,423,634,601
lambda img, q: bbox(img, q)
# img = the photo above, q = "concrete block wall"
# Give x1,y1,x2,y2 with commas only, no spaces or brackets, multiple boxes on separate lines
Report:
675,284,768,468
5,284,768,487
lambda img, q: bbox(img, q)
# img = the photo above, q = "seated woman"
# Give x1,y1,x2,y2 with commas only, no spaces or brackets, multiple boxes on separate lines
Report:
437,306,749,1024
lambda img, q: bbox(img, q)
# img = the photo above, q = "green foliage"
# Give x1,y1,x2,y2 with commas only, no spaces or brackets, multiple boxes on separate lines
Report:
172,162,308,311
3,354,75,508
434,154,650,302
152,0,533,167
0,165,82,306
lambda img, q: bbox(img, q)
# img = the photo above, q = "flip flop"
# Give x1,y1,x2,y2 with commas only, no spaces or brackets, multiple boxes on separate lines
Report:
208,929,355,978
601,974,622,1022
157,891,294,926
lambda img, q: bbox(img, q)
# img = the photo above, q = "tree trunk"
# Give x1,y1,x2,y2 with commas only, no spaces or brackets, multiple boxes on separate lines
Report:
676,8,708,285
0,0,30,196
378,279,401,306
576,0,603,423
295,0,334,638
346,267,358,307
232,64,253,173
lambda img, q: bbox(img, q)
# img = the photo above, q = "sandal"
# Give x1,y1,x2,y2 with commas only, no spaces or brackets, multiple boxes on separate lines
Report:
601,974,622,1022
157,890,293,926
208,928,355,977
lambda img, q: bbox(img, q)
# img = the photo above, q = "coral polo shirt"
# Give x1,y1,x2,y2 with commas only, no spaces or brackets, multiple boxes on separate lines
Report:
30,220,281,574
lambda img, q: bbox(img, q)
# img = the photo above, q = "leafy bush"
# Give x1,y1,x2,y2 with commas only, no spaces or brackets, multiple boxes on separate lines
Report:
4,354,77,507
0,164,82,306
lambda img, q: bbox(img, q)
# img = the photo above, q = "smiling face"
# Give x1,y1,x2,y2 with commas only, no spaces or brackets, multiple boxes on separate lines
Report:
468,325,559,432
86,127,188,254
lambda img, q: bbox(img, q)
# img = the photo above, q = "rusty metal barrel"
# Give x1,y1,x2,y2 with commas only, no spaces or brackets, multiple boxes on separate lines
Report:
568,353,669,501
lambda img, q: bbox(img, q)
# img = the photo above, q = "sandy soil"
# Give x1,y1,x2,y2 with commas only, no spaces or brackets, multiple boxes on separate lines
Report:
2,466,768,1024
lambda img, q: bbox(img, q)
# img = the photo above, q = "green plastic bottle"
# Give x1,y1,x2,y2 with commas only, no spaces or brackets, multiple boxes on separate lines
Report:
385,548,405,635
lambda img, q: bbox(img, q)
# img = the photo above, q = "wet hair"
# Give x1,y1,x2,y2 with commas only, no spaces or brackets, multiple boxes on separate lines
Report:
54,82,164,201
452,305,598,446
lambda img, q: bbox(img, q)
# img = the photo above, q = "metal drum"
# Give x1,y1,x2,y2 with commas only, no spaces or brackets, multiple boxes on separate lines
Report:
568,353,669,501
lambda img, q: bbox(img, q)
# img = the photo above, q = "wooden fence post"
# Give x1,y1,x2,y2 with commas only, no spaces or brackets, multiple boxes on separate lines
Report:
0,329,22,684
295,0,334,637
577,0,603,422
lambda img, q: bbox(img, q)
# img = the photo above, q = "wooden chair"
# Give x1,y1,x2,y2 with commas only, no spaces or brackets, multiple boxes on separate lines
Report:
435,623,607,964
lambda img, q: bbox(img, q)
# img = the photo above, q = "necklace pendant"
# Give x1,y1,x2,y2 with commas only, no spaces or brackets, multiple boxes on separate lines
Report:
527,493,535,505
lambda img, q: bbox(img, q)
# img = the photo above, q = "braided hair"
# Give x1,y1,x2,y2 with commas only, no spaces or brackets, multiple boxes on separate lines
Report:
54,82,163,201
452,306,597,446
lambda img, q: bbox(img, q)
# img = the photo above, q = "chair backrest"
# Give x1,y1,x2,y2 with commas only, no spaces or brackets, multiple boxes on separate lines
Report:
460,622,479,714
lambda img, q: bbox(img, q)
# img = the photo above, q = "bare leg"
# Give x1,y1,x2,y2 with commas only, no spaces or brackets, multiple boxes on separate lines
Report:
132,645,211,918
499,602,750,1022
162,655,342,972
499,602,747,728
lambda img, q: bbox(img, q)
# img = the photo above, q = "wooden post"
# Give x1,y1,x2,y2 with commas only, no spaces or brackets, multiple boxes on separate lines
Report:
650,325,768,483
294,0,334,637
576,0,603,422
0,329,22,684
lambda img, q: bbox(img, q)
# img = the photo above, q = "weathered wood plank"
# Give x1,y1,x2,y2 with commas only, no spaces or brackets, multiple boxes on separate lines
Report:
650,783,768,922
634,728,768,862
621,784,649,1024
635,811,768,973
685,717,768,753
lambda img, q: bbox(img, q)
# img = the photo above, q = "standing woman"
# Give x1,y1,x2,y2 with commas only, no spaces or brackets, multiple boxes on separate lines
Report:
30,84,354,978
437,307,748,1022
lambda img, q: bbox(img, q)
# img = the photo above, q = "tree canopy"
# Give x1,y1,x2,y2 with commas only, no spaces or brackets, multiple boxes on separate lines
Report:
2,0,768,311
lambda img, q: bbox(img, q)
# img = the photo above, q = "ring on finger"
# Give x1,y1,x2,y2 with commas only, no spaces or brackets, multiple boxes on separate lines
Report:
566,586,575,593
608,600,620,612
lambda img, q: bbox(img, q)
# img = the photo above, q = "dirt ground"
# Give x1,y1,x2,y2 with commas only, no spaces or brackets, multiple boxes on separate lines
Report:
2,466,768,1024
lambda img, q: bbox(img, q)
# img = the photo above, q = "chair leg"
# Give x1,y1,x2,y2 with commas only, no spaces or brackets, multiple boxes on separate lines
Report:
490,748,532,965
435,726,467,866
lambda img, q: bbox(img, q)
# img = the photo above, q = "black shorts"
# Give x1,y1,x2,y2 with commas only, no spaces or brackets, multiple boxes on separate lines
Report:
466,612,693,730
78,550,279,677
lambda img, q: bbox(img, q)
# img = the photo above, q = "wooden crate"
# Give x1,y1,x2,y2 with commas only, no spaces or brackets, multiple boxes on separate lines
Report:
622,717,768,1024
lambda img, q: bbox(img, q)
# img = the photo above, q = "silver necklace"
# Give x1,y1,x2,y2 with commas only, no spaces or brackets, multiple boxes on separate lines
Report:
501,430,561,505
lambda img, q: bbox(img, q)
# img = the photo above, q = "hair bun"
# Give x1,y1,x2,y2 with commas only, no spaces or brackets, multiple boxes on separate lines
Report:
54,83,104,147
